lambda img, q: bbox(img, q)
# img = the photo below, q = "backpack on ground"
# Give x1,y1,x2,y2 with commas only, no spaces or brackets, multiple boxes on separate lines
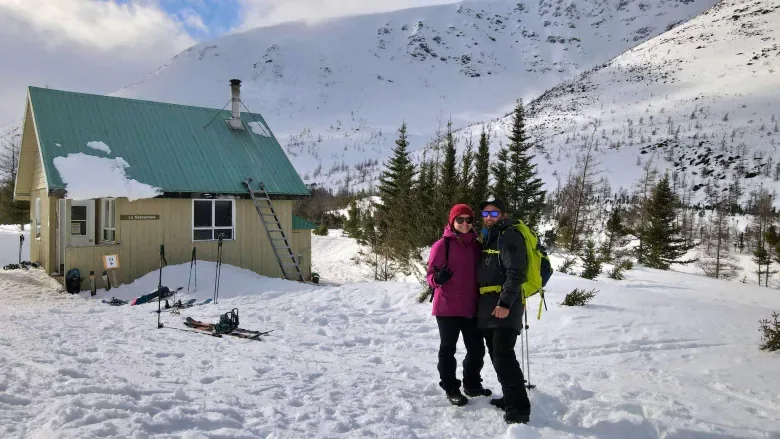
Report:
65,268,83,294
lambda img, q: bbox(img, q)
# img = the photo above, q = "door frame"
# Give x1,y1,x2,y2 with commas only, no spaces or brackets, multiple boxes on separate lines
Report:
69,200,95,247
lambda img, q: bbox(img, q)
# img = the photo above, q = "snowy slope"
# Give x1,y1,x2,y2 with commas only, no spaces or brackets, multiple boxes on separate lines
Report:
109,0,719,191
1,250,779,438
484,0,780,203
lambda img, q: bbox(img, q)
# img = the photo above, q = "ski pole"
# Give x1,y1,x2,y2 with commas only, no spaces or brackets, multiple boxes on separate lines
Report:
214,235,223,304
157,244,165,329
524,303,535,389
187,247,195,293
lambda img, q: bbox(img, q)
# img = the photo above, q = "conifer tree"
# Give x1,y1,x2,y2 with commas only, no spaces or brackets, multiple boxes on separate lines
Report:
439,120,458,212
343,200,362,239
602,206,629,261
472,126,491,207
580,240,602,280
641,174,697,269
491,144,509,204
376,123,417,268
459,136,474,206
413,155,440,246
506,99,546,229
628,155,659,264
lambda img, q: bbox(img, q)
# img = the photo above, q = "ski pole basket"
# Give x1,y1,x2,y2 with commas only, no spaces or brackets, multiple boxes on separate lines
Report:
243,178,305,282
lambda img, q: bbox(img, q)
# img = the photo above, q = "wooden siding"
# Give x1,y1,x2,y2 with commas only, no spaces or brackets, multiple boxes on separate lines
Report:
28,188,56,275
63,198,311,290
291,230,312,280
13,101,38,200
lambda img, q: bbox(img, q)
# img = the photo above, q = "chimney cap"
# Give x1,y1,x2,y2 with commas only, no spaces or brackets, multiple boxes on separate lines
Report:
230,79,242,86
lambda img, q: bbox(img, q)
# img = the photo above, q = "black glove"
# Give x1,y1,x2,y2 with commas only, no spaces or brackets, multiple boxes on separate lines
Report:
433,267,453,286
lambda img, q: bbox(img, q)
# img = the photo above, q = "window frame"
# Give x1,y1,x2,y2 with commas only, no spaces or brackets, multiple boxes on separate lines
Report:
35,197,41,239
191,199,236,242
101,198,117,243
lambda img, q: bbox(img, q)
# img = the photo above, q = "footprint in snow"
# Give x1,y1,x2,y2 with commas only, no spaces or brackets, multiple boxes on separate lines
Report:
57,368,89,379
199,376,220,384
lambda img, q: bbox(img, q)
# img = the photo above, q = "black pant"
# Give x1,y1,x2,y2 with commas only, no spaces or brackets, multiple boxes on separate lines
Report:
436,316,486,392
484,328,531,414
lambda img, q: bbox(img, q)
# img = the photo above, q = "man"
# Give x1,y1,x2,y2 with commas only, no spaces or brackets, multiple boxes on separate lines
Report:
477,198,532,424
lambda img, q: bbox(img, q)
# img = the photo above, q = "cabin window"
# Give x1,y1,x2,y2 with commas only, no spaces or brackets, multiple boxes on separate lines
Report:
35,198,41,239
101,198,116,243
193,199,234,241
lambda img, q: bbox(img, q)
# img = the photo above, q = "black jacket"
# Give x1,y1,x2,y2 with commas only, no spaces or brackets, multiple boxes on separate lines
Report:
477,217,528,332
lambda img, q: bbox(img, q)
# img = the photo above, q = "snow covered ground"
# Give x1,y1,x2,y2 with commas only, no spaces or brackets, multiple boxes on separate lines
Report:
0,224,29,267
1,227,779,438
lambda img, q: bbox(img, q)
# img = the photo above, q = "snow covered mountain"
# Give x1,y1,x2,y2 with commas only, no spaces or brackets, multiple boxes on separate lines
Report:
476,0,780,203
108,0,719,191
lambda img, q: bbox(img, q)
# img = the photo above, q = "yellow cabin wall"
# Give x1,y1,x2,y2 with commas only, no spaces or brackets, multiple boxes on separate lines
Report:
28,189,56,275
63,198,310,290
13,101,38,201
291,230,312,280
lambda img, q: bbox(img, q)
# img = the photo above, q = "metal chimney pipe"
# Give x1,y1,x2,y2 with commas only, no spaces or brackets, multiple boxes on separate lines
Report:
230,79,241,120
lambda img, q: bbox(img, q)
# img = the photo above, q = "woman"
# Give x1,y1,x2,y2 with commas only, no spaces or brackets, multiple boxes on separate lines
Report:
426,203,492,406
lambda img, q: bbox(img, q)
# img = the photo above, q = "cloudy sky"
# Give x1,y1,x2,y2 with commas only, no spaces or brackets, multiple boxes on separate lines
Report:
0,0,458,126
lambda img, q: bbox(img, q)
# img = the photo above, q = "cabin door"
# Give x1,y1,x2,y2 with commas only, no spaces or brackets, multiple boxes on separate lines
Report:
69,200,95,247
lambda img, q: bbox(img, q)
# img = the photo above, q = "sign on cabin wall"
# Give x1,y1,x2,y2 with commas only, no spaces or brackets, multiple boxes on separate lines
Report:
120,215,160,220
103,254,120,269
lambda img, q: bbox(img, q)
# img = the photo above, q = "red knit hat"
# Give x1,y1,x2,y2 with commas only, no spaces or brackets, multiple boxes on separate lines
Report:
449,204,474,226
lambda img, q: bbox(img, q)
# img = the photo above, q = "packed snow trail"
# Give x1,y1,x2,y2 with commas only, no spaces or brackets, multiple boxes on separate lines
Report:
1,262,779,438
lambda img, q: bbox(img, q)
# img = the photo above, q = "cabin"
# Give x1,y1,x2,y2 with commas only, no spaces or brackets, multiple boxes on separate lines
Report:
13,80,315,291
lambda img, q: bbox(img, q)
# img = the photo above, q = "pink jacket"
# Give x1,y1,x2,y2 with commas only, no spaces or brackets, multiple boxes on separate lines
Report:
426,225,481,317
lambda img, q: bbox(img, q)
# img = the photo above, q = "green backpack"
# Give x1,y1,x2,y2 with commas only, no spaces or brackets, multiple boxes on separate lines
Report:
498,220,553,317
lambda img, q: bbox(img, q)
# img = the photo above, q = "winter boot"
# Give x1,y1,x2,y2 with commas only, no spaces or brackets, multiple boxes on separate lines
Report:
446,389,468,406
490,397,505,410
504,410,530,424
464,386,492,398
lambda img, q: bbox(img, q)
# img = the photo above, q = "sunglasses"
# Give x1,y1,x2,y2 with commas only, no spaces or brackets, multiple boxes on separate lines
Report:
481,211,500,218
454,216,474,224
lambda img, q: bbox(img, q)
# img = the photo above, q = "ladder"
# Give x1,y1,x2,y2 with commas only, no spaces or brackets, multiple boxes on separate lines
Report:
243,178,305,282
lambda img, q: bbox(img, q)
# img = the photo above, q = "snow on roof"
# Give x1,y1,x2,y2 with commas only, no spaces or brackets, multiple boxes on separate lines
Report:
86,141,111,154
53,153,162,201
248,121,271,137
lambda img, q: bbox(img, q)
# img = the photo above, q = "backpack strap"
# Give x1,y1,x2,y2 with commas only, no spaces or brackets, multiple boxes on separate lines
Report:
444,237,451,267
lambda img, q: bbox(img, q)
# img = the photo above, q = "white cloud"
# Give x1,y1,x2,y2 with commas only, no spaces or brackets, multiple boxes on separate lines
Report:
0,0,195,54
180,8,209,34
0,0,197,124
235,0,461,30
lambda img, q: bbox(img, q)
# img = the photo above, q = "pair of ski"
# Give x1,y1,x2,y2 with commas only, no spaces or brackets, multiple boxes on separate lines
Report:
182,317,271,340
150,298,212,313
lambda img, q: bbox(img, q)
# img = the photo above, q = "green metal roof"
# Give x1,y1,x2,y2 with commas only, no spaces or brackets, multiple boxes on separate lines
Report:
292,215,317,230
28,86,310,197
